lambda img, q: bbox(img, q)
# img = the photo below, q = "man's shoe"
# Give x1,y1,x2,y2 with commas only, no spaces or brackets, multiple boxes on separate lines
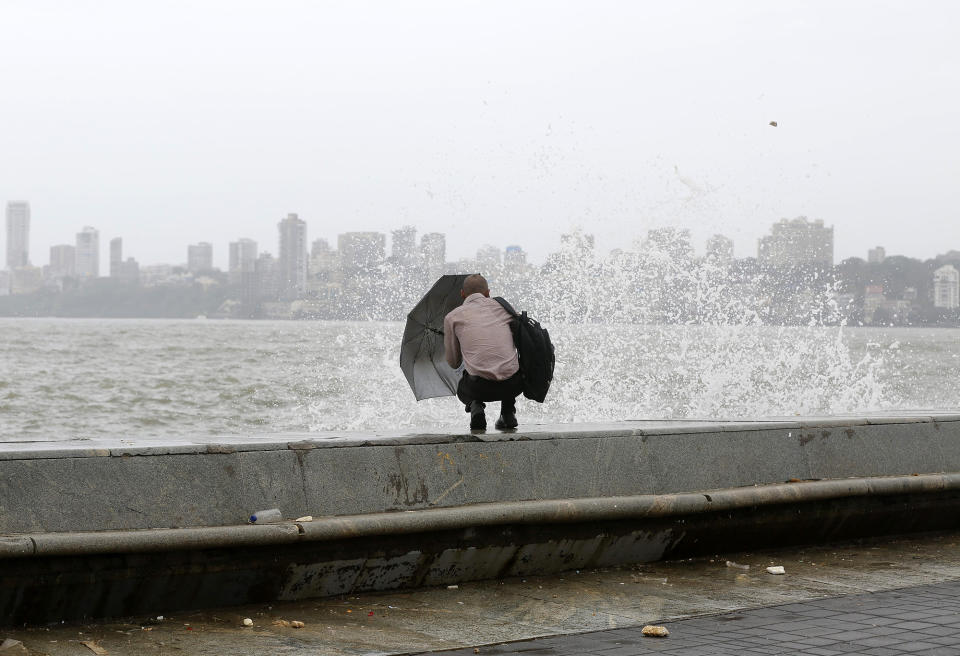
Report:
469,401,486,431
495,412,518,430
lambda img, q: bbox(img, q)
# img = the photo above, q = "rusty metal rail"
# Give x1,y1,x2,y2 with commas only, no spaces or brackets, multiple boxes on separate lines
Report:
4,473,960,559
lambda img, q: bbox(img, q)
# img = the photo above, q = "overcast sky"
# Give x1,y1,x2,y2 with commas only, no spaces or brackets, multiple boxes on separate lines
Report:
1,0,958,269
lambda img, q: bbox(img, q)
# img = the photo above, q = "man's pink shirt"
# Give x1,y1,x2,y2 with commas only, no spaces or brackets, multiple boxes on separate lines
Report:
443,293,519,381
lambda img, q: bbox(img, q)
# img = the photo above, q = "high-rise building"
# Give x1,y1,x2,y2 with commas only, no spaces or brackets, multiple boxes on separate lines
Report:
706,234,734,261
868,246,886,264
338,232,385,275
110,238,123,277
503,245,527,276
391,226,418,267
311,238,331,258
309,238,342,287
255,251,280,301
645,228,693,260
118,257,140,283
476,244,502,275
187,242,213,272
277,213,307,299
934,265,960,309
420,233,446,278
504,245,526,267
75,226,100,279
5,201,30,269
757,217,834,267
49,244,76,278
228,238,258,285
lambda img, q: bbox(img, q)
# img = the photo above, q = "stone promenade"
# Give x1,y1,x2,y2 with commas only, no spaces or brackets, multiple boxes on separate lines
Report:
420,580,960,656
5,532,960,655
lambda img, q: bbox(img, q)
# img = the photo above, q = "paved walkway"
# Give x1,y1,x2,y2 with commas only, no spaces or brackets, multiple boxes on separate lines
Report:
9,534,960,655
419,580,960,656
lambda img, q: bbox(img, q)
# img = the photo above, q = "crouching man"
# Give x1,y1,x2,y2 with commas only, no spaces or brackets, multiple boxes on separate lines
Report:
443,274,522,431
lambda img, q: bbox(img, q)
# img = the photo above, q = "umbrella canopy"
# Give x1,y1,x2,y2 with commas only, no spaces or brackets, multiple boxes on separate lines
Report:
400,274,473,400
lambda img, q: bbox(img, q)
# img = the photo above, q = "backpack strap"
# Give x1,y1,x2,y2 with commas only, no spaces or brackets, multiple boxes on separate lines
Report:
494,297,522,364
493,296,519,317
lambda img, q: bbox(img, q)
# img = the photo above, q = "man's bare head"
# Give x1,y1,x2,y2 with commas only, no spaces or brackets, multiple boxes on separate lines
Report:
461,274,490,299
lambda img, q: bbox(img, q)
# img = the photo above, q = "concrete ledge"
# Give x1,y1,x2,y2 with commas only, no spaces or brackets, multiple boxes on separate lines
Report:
4,414,960,533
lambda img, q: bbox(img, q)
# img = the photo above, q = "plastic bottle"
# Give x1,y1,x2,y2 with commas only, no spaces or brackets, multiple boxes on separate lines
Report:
249,508,283,524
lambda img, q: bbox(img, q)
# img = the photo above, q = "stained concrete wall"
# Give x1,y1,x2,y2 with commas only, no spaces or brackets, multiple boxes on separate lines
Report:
3,414,960,534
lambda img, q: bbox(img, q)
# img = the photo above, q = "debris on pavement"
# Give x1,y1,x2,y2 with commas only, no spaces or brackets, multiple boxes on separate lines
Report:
295,515,313,522
80,640,109,655
272,619,305,628
0,639,27,654
242,618,253,626
641,625,669,637
447,585,459,589
766,566,786,575
726,561,750,570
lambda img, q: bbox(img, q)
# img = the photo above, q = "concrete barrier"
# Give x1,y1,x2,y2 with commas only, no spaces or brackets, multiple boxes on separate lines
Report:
3,412,960,623
4,413,960,533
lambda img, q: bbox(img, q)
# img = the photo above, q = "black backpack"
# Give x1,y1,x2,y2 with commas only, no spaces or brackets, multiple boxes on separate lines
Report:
494,297,555,403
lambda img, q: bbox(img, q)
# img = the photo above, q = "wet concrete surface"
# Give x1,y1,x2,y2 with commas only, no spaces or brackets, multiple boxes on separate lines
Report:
426,580,960,655
4,531,960,655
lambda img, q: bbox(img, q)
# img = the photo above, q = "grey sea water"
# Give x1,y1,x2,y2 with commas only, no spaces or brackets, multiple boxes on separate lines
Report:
0,318,957,441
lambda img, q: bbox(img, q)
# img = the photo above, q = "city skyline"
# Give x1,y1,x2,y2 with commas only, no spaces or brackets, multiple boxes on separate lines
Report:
5,201,960,272
3,203,960,322
5,202,30,270
7,201,960,275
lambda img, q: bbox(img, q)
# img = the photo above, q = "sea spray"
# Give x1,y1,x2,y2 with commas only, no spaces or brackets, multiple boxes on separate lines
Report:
0,322,929,441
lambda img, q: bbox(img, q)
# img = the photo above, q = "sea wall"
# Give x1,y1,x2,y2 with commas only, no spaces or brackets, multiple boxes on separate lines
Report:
3,414,960,534
4,413,960,623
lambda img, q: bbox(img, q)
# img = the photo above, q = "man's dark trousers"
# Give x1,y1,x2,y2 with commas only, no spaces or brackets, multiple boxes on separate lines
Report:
457,371,523,413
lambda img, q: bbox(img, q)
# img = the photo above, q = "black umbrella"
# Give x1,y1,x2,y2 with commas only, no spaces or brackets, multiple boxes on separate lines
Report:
400,274,473,400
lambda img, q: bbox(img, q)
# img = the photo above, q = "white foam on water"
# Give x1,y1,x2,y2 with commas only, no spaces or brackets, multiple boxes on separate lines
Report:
302,235,895,431
300,320,893,432
6,225,953,441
